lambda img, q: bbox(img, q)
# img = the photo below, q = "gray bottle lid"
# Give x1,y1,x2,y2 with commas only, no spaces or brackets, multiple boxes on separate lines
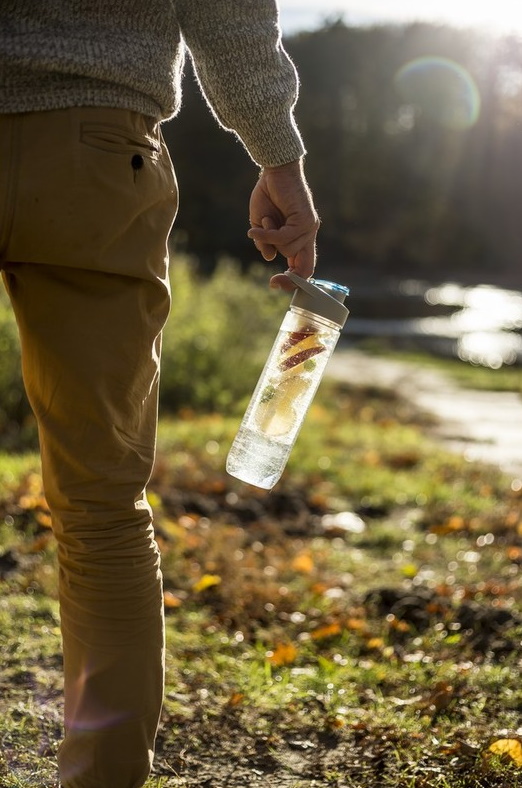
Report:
285,271,350,328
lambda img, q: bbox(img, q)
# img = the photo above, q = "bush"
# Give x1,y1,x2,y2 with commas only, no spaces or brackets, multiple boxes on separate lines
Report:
160,256,285,414
0,257,285,450
0,285,35,450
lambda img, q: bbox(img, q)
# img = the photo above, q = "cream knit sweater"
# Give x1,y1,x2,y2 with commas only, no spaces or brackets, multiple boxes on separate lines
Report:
0,0,305,167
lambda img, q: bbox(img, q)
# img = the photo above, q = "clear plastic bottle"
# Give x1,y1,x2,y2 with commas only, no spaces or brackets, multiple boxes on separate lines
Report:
226,273,350,489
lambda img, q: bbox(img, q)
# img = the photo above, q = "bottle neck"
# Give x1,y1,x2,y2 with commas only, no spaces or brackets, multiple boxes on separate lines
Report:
290,305,342,331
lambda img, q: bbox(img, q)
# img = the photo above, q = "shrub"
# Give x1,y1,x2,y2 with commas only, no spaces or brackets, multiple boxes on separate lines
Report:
160,256,285,414
0,285,36,450
0,257,285,450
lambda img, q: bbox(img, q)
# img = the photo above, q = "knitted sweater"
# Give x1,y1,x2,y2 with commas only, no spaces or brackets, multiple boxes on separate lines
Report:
0,0,305,167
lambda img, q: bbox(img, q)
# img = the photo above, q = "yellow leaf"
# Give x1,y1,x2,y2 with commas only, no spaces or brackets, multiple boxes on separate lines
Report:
146,491,162,509
35,511,53,529
193,574,221,593
311,622,342,640
401,563,418,578
291,552,314,574
388,615,410,632
447,515,466,531
311,582,328,595
163,591,182,609
431,515,466,535
366,637,385,650
488,738,522,766
346,617,368,632
19,494,47,511
268,643,298,666
227,692,245,707
506,546,522,562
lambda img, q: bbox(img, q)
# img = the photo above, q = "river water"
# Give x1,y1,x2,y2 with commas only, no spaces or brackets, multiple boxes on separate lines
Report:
344,279,522,369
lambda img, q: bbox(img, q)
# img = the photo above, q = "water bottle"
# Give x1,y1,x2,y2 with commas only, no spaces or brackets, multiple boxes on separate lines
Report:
226,272,350,489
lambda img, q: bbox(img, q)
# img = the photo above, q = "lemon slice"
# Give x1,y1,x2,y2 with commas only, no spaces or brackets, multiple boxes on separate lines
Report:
255,376,308,436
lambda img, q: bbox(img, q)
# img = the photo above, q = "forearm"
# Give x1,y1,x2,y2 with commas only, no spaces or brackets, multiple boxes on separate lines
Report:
176,0,305,166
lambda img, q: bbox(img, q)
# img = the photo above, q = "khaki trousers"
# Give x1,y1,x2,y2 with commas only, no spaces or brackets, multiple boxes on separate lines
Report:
0,108,178,788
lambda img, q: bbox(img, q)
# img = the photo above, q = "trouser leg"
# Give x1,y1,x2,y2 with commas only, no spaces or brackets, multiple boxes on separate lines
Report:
3,263,170,788
1,105,177,787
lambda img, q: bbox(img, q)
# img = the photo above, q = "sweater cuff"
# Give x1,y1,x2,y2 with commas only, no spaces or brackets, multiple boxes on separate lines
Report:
233,108,306,168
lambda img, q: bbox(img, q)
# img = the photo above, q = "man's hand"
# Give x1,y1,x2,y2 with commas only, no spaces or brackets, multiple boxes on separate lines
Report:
248,159,320,291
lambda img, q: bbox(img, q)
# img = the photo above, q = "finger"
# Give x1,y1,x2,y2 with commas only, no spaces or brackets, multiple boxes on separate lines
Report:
290,243,316,280
248,215,279,260
249,227,315,261
250,229,315,268
269,271,297,291
258,243,277,261
247,230,277,260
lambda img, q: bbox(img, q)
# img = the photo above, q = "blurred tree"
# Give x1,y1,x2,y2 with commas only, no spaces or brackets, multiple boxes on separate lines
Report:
161,60,255,273
163,21,522,286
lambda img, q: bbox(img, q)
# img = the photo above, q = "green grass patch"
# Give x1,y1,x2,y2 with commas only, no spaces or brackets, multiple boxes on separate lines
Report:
0,381,521,787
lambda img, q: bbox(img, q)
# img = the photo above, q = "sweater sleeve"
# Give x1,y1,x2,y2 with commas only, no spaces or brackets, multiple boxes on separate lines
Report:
175,0,306,167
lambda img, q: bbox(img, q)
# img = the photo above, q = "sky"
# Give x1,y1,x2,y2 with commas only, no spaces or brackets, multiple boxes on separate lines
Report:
279,0,522,36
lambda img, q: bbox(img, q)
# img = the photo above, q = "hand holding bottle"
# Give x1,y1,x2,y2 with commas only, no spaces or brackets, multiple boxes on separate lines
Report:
248,159,320,291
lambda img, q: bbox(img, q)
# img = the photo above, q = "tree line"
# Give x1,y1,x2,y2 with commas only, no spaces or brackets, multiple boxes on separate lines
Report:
163,20,522,287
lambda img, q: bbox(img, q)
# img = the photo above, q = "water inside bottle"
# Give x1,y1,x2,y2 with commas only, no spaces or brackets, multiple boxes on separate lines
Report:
226,310,338,488
225,427,292,489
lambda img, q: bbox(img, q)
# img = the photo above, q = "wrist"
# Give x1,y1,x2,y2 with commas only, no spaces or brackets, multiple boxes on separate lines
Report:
260,158,303,175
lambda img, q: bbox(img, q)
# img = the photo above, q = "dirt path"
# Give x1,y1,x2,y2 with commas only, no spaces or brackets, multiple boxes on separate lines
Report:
326,349,522,478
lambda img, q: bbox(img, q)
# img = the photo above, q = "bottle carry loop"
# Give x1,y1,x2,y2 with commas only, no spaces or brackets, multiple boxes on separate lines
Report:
285,272,350,328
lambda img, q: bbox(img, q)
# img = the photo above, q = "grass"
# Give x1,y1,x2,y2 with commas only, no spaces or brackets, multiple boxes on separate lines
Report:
0,378,521,787
357,340,522,393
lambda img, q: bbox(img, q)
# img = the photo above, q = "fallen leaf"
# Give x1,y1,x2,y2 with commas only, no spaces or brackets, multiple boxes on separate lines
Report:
388,616,410,632
366,637,385,650
311,622,342,640
193,574,221,593
268,643,298,666
431,516,466,535
163,591,182,609
310,582,329,595
423,681,455,713
35,511,53,529
227,692,245,707
146,491,162,509
346,617,368,632
447,515,466,531
19,494,48,511
506,546,522,562
488,738,522,766
291,552,314,574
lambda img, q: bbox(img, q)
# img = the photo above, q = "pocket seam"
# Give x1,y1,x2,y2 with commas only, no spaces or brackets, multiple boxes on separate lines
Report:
79,122,161,158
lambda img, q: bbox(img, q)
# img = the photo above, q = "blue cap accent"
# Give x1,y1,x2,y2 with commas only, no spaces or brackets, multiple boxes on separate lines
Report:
310,279,350,302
